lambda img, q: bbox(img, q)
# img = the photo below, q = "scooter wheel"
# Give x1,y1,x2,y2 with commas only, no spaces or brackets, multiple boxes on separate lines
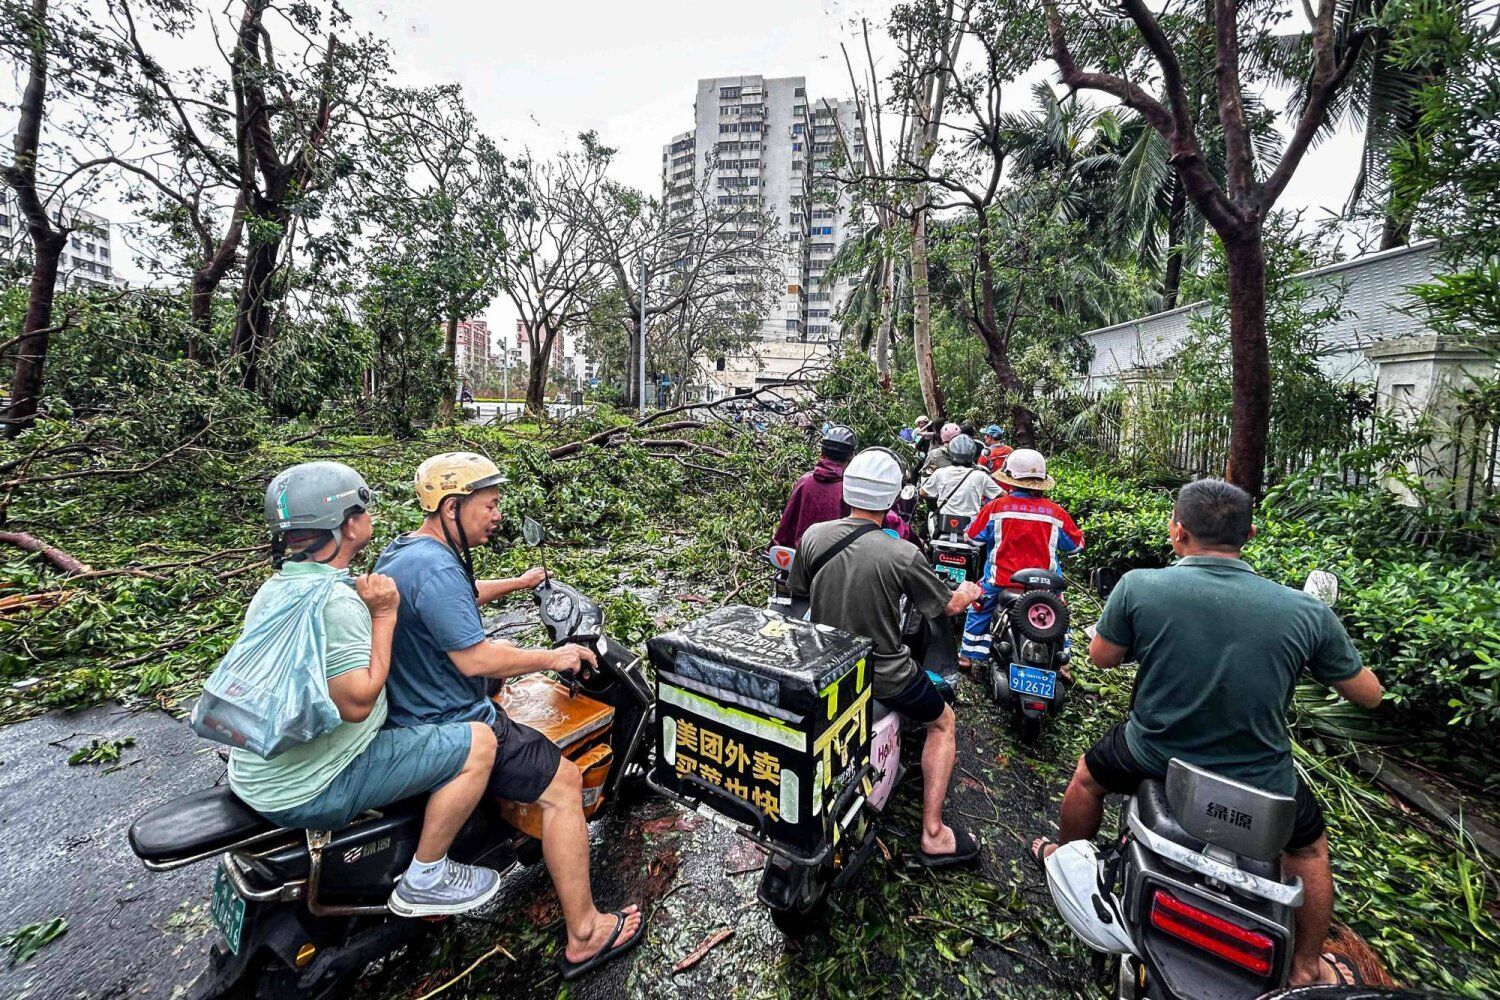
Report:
1018,714,1042,746
770,900,826,936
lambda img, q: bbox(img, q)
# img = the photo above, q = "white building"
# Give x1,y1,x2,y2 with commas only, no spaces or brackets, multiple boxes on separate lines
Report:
1079,240,1446,389
662,75,863,346
0,193,123,289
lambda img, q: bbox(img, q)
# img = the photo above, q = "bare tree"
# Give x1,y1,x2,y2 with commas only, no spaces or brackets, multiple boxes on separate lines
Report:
1044,0,1372,493
496,139,610,414
573,135,788,411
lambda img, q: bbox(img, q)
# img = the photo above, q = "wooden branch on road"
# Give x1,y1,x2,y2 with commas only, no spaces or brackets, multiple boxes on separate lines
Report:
0,530,92,574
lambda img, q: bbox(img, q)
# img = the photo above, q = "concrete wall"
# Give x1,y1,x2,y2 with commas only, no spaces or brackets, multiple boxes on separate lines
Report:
1081,240,1445,389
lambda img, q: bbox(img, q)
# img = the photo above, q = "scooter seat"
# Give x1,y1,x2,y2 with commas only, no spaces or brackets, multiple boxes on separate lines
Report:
129,785,280,865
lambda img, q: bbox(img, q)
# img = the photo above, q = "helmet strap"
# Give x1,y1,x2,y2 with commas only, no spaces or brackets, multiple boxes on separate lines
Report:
438,495,479,598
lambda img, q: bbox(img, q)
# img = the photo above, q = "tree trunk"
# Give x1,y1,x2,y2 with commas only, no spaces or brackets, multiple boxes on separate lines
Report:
187,198,246,362
1222,231,1270,495
231,232,281,392
874,255,892,377
1378,213,1411,252
524,341,551,415
1162,176,1187,309
5,233,64,437
909,205,944,421
438,314,459,423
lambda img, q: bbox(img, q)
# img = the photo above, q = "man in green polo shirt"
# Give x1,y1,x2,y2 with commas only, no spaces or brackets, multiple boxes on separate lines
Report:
1031,479,1383,987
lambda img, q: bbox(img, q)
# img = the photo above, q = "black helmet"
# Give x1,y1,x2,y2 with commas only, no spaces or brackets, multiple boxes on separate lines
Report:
821,423,858,461
948,433,980,466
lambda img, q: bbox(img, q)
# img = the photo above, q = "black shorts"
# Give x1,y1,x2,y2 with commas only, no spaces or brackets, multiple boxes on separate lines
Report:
1082,723,1326,851
485,711,563,804
879,669,947,726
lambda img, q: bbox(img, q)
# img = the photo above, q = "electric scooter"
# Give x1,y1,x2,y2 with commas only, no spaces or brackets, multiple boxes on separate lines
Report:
127,519,653,1000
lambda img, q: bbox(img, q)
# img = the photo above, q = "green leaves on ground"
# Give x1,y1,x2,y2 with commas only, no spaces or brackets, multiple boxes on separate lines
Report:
3,917,66,966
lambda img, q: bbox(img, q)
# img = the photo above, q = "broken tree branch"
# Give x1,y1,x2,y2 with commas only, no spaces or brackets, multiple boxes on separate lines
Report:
0,530,92,574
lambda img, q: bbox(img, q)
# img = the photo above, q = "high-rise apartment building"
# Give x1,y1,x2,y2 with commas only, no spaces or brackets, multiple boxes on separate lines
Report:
0,194,123,289
662,75,862,346
454,317,490,375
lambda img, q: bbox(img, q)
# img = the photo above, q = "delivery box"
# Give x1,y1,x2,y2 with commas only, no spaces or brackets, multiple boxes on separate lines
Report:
648,605,873,857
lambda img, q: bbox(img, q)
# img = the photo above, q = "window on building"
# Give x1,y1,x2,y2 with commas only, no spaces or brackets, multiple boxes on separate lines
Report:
792,124,804,134
720,87,741,99
794,86,805,97
791,142,802,152
793,104,805,116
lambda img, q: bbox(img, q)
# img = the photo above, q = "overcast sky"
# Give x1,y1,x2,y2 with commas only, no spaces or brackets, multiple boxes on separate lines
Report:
91,0,1367,341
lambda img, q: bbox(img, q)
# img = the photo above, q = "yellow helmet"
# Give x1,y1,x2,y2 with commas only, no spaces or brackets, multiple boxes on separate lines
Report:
414,452,507,513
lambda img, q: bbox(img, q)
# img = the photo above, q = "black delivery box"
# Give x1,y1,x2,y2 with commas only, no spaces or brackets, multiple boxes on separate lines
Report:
648,605,874,857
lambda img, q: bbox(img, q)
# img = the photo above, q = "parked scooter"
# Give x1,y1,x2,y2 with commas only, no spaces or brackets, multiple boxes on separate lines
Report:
987,568,1072,743
127,519,653,1000
1045,571,1350,1000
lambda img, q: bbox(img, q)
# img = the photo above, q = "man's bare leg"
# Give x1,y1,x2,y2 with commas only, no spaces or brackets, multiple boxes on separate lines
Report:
535,759,642,963
1033,756,1110,862
1285,835,1338,986
414,722,496,863
919,704,958,855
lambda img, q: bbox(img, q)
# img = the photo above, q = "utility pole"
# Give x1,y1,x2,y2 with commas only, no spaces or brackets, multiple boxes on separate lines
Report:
638,256,648,417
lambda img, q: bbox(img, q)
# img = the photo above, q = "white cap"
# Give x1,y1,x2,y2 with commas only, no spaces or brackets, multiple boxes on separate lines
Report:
843,448,904,511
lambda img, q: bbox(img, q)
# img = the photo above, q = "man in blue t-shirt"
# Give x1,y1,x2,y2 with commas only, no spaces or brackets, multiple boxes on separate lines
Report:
1030,479,1383,987
378,452,644,981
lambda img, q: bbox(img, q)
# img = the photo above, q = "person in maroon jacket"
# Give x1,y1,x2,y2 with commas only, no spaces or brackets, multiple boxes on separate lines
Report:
772,425,915,548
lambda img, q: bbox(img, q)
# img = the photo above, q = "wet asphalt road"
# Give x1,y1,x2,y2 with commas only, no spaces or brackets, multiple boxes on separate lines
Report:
0,704,221,1000
0,663,1090,1000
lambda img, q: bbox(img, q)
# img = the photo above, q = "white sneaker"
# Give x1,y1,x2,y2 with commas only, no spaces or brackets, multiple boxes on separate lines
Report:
387,861,501,917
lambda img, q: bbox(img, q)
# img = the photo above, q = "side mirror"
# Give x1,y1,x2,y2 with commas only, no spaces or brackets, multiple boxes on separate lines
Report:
900,484,917,501
522,516,545,547
1303,569,1339,607
1089,567,1121,599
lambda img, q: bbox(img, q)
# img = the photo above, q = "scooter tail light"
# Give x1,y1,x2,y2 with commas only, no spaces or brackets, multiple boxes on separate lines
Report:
1022,699,1047,712
1149,888,1275,976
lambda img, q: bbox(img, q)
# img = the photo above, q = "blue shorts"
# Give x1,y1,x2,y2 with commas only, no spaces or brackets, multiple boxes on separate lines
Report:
878,668,947,725
259,722,473,830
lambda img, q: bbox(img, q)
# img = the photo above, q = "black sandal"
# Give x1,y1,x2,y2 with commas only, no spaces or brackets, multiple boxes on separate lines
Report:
917,826,981,868
1027,836,1057,871
1322,952,1367,986
557,909,646,982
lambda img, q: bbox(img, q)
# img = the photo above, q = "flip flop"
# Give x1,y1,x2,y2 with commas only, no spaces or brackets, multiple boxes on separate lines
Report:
557,909,646,982
917,825,980,868
1028,836,1057,871
1322,952,1367,986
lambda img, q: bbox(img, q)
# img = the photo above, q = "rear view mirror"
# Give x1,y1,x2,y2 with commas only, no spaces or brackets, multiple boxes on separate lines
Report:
900,484,917,501
1303,569,1339,607
522,517,545,547
1090,567,1121,600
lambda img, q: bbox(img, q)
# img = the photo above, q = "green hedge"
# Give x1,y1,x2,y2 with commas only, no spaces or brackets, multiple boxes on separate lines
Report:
1047,459,1500,757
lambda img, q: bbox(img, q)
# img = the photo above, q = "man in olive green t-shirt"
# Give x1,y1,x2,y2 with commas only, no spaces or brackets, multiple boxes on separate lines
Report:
1032,479,1383,988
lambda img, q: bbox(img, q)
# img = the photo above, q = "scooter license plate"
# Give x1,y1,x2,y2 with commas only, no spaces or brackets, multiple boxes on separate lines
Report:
938,564,967,585
1008,664,1057,701
210,864,246,954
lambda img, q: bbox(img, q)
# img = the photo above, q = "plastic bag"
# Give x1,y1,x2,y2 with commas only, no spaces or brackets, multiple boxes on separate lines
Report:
190,572,344,758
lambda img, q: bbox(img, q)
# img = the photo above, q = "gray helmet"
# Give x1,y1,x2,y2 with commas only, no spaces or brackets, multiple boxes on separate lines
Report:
820,423,858,461
948,433,980,466
264,461,372,534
